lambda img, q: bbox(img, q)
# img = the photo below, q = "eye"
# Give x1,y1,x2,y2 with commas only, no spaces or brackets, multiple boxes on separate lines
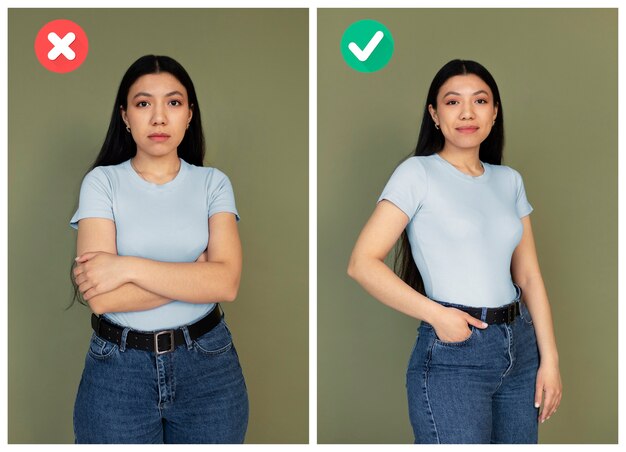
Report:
169,100,183,106
476,99,489,104
445,100,459,105
136,101,149,108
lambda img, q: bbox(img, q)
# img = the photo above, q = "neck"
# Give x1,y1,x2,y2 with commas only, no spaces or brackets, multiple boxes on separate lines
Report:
437,146,482,172
131,152,181,177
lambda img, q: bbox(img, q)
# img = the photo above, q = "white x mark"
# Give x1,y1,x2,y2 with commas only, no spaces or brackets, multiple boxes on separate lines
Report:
47,32,76,61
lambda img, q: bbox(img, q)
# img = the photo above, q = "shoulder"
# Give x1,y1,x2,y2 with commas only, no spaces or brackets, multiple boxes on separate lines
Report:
495,164,525,182
82,161,131,190
85,160,128,180
185,160,227,178
390,155,430,176
186,164,235,193
82,165,112,187
191,165,231,182
487,164,528,193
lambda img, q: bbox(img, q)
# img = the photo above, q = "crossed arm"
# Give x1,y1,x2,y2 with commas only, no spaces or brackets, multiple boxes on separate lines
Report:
72,212,242,315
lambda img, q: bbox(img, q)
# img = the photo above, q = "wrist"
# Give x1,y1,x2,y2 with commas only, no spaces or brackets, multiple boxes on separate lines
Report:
540,353,560,367
421,299,445,325
122,256,139,284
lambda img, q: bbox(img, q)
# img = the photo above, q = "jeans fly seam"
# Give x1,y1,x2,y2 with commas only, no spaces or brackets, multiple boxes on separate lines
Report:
156,355,166,408
169,355,176,403
423,341,440,444
496,325,514,393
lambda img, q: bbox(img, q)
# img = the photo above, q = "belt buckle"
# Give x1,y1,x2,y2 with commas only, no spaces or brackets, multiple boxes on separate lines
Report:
154,330,175,355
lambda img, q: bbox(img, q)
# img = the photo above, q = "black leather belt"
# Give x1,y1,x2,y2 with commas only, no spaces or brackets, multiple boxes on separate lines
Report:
446,301,521,325
433,284,523,325
91,305,222,354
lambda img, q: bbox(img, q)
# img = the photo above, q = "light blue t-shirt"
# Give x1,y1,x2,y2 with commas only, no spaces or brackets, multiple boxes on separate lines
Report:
378,153,533,308
70,157,239,331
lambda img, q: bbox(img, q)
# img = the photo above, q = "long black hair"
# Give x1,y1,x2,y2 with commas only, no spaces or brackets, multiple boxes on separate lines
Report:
69,55,206,308
394,59,505,295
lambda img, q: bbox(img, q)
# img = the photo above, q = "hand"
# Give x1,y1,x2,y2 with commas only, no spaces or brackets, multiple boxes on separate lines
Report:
535,361,562,424
73,251,130,300
431,306,489,343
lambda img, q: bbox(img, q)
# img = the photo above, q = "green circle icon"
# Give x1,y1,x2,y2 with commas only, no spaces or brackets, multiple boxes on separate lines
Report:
341,19,394,73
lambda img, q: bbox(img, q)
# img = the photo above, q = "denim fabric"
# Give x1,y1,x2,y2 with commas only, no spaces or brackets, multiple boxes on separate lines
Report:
74,316,248,444
406,294,540,444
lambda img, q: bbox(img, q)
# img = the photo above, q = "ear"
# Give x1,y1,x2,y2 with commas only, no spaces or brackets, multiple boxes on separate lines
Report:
428,104,438,123
188,104,193,124
120,105,129,128
493,102,499,123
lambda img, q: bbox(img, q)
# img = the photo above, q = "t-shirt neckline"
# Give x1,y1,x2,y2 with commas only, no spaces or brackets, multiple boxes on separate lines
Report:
432,152,491,183
125,157,189,191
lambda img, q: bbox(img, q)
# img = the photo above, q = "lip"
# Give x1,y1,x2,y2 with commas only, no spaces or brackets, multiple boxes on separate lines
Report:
148,133,170,142
455,126,479,134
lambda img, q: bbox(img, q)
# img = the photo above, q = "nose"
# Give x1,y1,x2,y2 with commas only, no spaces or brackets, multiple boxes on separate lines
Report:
151,102,167,125
460,102,474,120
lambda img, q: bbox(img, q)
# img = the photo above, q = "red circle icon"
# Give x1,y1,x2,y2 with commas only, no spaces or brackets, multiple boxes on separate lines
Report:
34,19,88,73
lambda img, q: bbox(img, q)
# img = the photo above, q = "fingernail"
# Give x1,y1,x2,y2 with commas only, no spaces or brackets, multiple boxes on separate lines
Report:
535,402,540,408
482,322,488,328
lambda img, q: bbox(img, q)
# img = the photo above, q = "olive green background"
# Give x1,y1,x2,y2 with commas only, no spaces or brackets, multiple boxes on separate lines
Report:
318,9,616,444
8,9,308,444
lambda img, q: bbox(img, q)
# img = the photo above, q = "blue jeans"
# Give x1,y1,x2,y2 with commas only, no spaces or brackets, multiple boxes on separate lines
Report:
74,315,249,443
406,293,540,444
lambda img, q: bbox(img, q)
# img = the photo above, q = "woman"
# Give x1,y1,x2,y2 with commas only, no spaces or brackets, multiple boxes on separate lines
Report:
348,59,561,444
69,55,248,443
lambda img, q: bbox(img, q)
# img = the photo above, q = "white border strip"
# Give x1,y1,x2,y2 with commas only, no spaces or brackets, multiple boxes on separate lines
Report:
309,6,318,446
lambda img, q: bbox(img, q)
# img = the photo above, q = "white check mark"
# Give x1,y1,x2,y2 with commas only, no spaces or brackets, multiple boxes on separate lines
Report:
348,30,384,62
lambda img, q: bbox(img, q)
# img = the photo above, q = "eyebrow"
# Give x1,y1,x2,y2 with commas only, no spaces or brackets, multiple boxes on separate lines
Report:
443,90,490,98
132,90,185,99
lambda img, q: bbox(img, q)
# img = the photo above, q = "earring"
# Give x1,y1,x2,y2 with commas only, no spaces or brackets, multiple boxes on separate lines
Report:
186,123,190,130
434,123,440,130
125,125,131,133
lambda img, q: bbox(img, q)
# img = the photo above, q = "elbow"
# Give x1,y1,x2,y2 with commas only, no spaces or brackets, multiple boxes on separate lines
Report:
220,274,241,303
88,296,108,315
348,253,381,284
347,254,362,281
222,287,238,303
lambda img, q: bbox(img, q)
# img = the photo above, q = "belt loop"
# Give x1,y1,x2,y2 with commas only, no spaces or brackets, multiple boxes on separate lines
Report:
480,307,487,322
514,283,522,301
181,325,193,350
119,327,130,352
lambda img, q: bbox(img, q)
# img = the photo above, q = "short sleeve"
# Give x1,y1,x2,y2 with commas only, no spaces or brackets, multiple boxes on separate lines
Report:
377,157,428,221
69,167,114,230
509,167,533,218
207,169,240,221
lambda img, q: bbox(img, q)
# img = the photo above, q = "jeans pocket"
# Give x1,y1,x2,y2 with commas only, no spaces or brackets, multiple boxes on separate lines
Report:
433,325,477,347
519,300,534,325
193,320,234,356
87,333,119,360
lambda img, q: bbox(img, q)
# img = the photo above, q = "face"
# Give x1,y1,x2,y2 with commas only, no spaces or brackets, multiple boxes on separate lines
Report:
428,74,498,153
121,72,193,157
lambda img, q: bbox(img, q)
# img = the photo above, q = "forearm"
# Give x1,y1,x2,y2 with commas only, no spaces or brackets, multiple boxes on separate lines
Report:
518,275,559,365
126,256,239,303
88,282,173,315
348,256,443,323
